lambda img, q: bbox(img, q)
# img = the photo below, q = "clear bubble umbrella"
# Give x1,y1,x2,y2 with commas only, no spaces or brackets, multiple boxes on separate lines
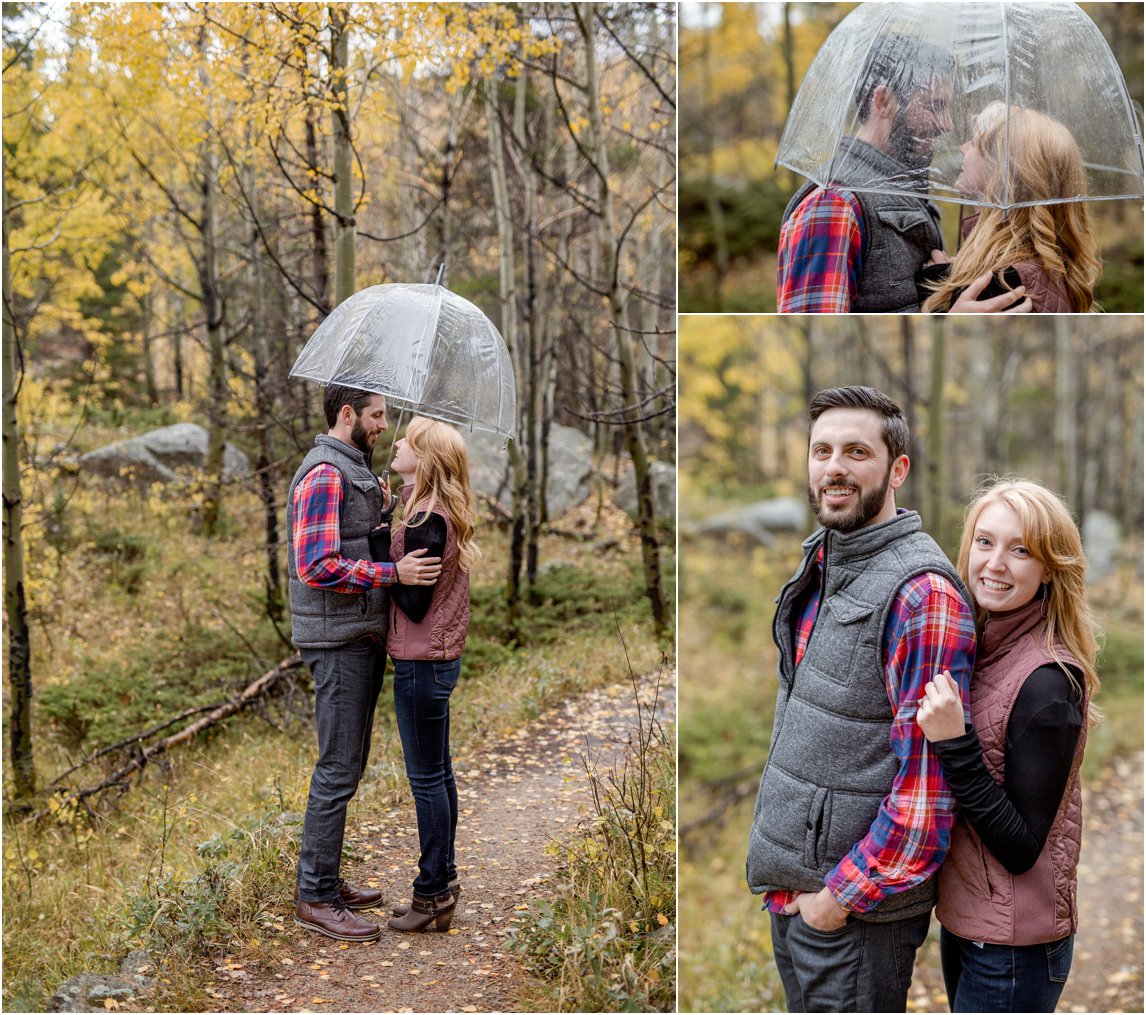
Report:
777,1,1144,210
290,281,517,446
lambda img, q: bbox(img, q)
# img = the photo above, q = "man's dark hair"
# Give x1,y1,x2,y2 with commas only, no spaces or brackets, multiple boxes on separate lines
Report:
322,384,378,428
854,32,955,122
808,385,910,460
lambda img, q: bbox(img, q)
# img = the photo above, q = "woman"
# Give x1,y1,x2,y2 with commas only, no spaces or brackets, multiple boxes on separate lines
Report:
385,417,480,934
917,478,1100,1012
920,103,1101,312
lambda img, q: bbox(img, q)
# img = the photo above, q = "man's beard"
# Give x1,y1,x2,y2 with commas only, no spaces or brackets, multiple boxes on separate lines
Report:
888,111,933,173
807,467,892,534
350,417,375,461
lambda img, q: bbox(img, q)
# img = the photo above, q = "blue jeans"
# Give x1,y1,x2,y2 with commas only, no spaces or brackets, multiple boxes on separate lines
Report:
392,656,460,896
770,909,932,1012
941,926,1073,1012
297,637,385,902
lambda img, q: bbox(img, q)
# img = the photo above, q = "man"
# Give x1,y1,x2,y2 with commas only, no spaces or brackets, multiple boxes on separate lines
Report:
776,32,1031,314
745,386,977,1012
288,383,442,942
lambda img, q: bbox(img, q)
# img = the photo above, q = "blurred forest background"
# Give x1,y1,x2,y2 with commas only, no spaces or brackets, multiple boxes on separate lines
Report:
678,1,1145,312
3,3,675,1010
678,315,1144,1011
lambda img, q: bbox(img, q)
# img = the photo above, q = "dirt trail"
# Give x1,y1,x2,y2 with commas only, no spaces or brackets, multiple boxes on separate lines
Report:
908,752,1144,1014
200,671,674,1014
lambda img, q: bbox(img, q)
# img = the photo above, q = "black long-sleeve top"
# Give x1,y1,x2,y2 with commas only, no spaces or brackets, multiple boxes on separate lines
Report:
932,664,1083,874
388,513,447,625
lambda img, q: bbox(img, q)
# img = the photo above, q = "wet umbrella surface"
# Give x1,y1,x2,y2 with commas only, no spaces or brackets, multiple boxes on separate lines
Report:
290,283,516,443
777,2,1144,210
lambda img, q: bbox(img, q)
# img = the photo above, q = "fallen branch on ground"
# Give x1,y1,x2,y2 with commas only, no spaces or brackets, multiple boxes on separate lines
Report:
29,654,305,820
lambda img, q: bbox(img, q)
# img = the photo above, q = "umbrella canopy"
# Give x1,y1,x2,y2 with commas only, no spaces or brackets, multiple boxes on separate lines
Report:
290,283,516,442
777,2,1144,210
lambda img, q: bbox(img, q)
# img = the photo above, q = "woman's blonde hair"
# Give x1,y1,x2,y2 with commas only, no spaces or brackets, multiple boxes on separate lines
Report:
923,104,1100,313
401,417,481,572
957,477,1100,724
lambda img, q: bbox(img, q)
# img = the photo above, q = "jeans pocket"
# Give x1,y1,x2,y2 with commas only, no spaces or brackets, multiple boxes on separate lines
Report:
432,659,461,690
1046,934,1074,983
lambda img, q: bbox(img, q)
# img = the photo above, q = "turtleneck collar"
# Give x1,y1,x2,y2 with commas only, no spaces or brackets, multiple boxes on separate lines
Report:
979,597,1046,666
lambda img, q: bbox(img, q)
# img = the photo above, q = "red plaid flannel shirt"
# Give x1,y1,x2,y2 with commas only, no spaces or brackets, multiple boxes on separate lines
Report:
762,545,976,915
292,464,397,592
776,189,865,313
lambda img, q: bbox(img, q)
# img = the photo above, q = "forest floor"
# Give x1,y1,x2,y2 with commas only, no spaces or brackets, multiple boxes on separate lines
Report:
908,751,1144,1014
189,669,675,1014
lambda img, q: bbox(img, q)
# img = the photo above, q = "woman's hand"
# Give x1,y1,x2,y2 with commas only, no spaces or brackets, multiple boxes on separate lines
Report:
917,669,968,742
950,270,1031,314
923,248,952,268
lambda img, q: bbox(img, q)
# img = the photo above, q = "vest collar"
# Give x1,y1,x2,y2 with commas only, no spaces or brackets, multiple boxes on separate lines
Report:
979,598,1045,667
314,433,366,466
834,137,931,196
806,509,924,565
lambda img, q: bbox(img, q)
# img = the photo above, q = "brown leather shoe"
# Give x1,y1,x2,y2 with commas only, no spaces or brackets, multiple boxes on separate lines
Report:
293,878,384,911
295,898,382,941
335,878,384,910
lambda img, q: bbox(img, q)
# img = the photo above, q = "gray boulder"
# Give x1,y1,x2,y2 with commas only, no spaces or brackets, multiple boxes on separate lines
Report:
697,496,808,547
1082,510,1121,584
615,460,677,520
49,950,154,1012
466,424,593,518
78,423,251,484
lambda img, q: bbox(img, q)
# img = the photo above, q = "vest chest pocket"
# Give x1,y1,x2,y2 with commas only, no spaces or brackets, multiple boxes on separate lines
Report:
810,591,875,687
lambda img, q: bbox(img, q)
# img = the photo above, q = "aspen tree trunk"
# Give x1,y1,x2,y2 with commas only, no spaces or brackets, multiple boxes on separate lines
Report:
244,95,284,623
900,317,919,512
3,183,35,798
197,24,227,536
1054,317,1076,504
330,5,355,305
484,81,529,630
511,65,545,594
576,3,666,638
305,99,330,310
926,318,947,547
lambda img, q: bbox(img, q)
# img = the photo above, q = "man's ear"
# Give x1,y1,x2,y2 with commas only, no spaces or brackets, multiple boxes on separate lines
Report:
340,404,355,426
889,454,910,491
871,84,898,121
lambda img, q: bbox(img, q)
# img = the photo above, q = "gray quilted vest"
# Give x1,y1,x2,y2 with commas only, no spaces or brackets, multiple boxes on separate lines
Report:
286,435,389,649
782,137,943,313
746,511,973,922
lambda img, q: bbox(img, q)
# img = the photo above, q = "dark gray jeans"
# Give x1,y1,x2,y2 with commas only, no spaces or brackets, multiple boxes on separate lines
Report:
296,636,385,902
770,909,932,1012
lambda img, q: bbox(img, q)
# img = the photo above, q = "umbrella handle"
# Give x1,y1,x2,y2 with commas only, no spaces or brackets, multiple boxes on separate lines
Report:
434,263,445,286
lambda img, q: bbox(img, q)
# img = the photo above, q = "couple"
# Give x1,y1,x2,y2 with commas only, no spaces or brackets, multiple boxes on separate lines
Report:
286,384,478,941
778,32,1099,313
746,386,1098,1013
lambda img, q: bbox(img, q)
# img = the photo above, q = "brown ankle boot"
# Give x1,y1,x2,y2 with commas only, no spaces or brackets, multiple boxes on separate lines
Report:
392,880,461,918
295,897,382,941
386,890,456,933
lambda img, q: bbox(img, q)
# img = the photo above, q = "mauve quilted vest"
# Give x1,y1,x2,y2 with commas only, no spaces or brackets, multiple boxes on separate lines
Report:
936,600,1087,945
388,496,470,661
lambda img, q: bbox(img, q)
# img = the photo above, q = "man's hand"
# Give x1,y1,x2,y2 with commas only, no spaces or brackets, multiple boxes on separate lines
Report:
950,270,1032,314
783,887,848,932
917,669,967,742
395,547,442,586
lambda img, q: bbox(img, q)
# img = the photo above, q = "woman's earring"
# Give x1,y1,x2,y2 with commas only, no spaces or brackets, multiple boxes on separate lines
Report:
1040,582,1051,618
